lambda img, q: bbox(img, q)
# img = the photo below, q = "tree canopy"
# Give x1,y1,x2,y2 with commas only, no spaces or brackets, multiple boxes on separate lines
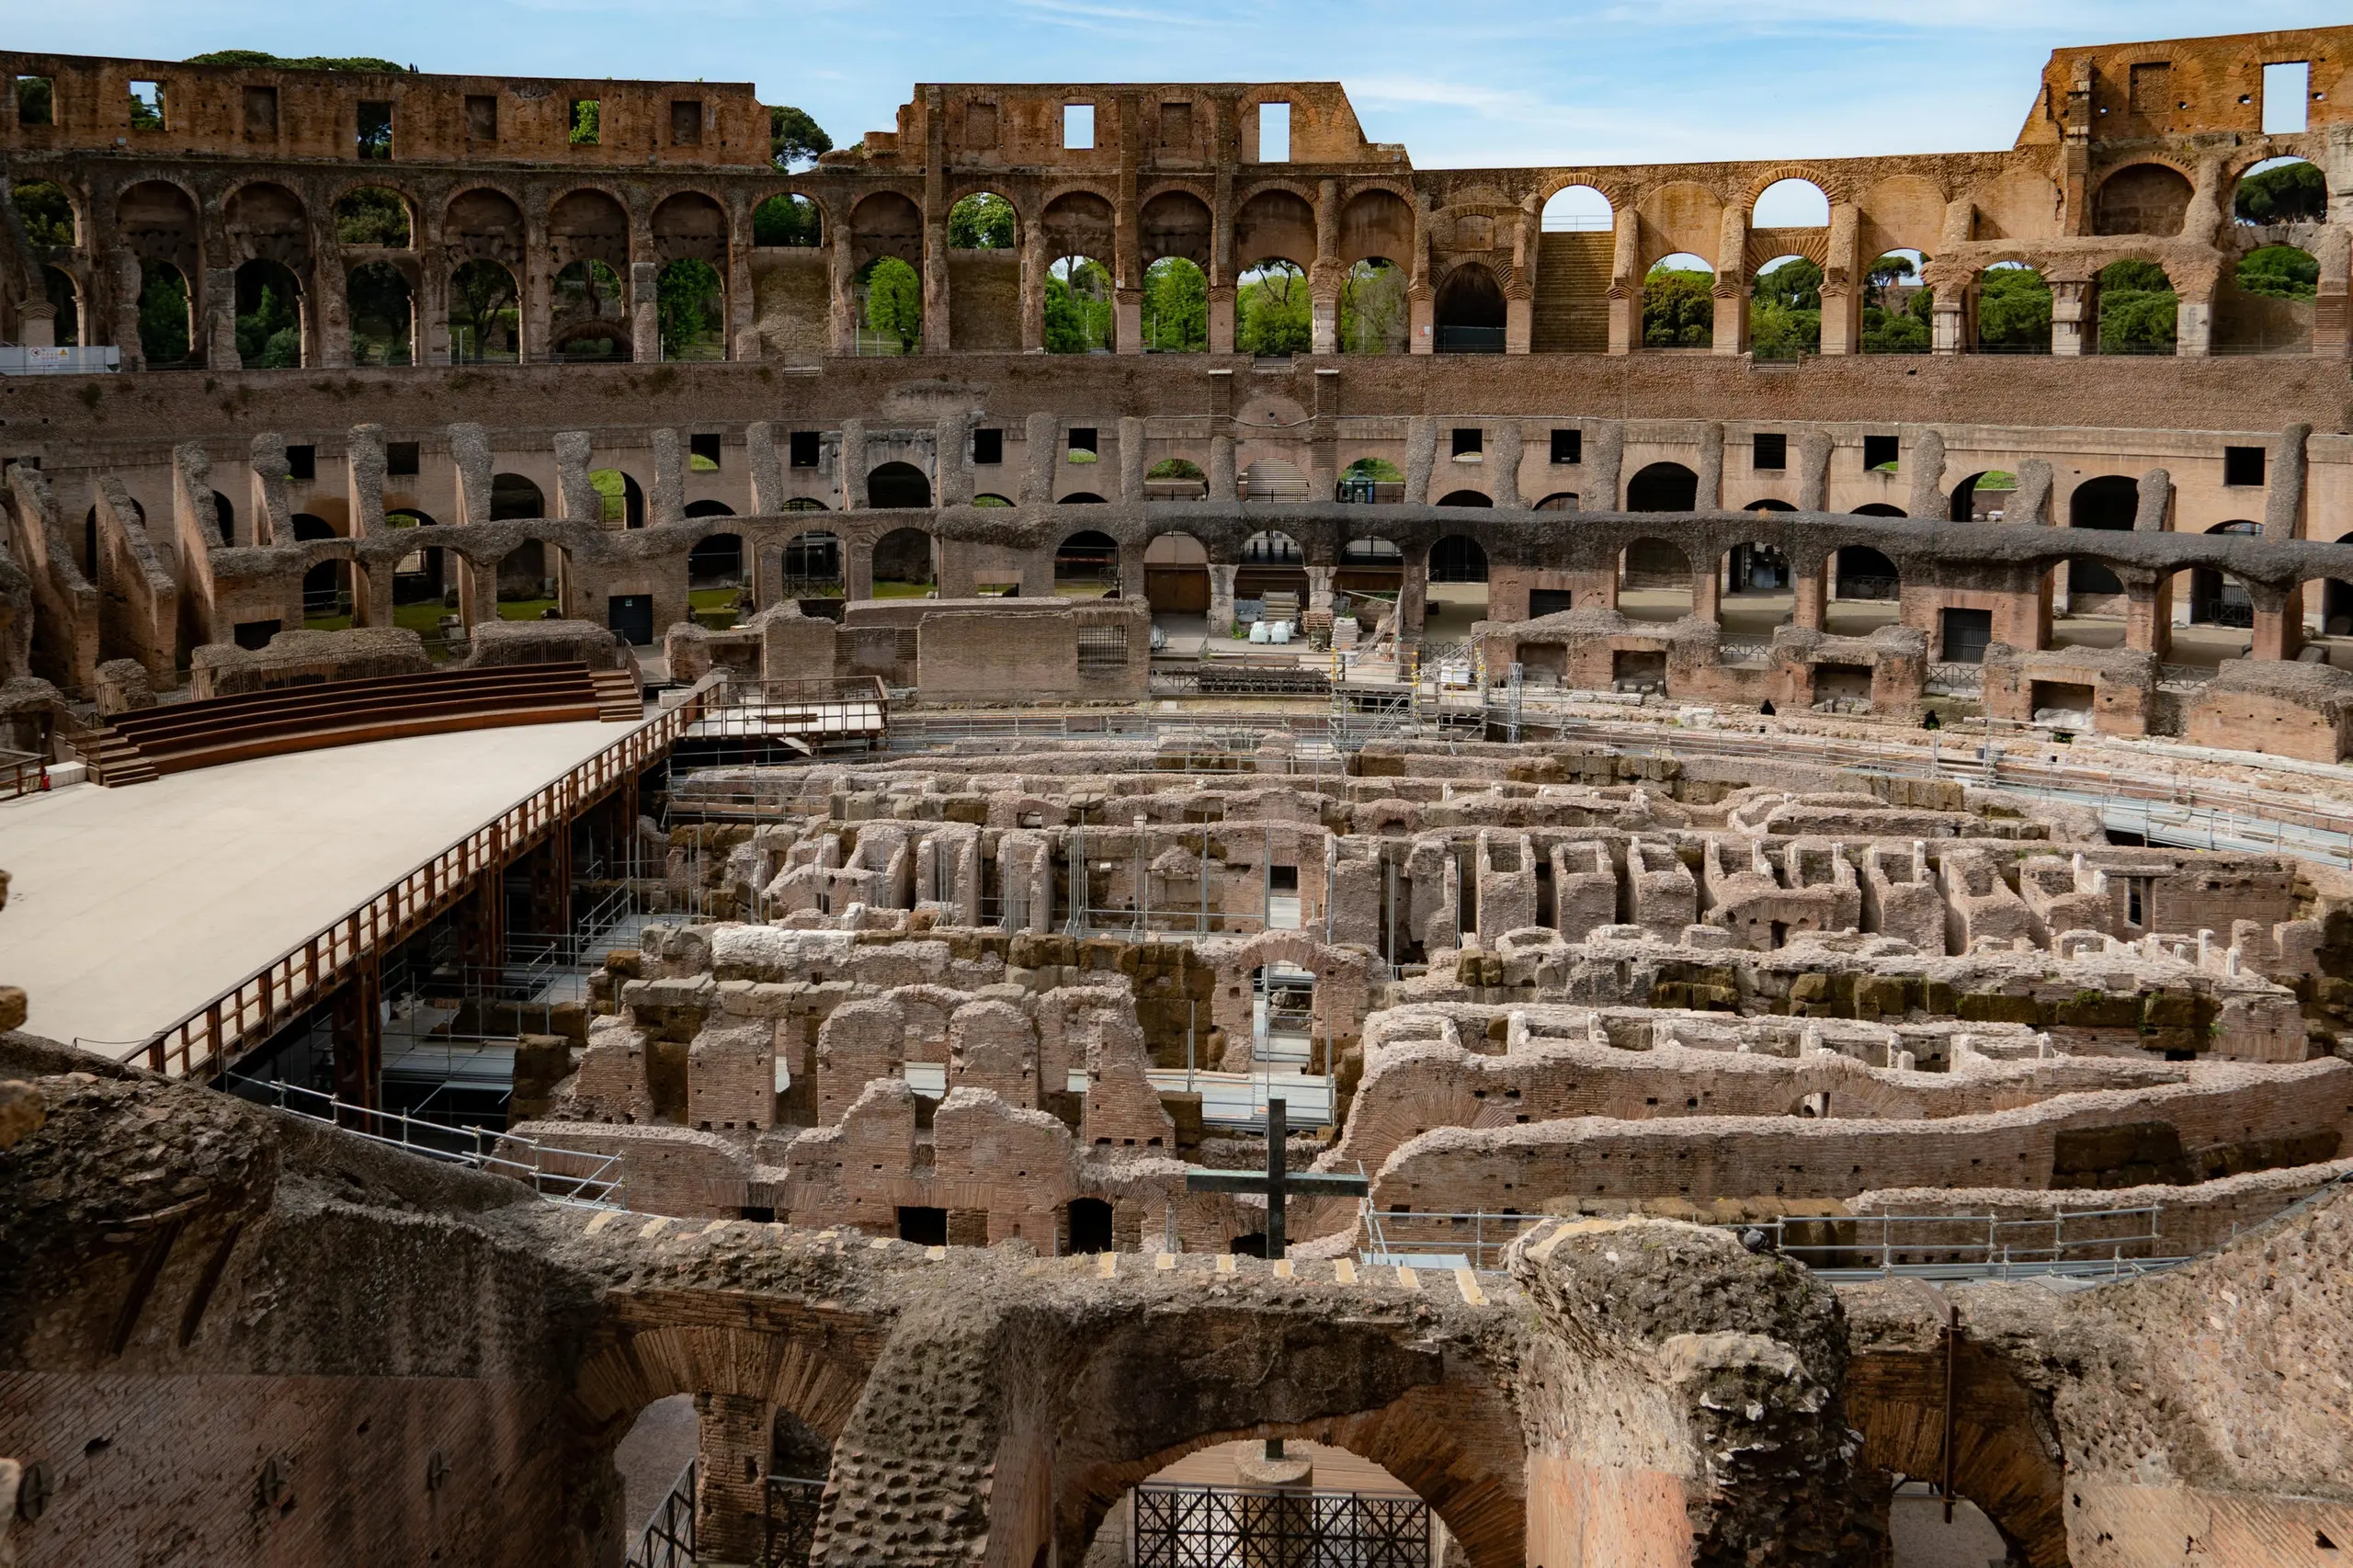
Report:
1340,258,1408,353
2234,160,2325,225
187,50,408,71
752,193,821,247
2237,244,2318,300
334,187,410,247
1642,264,1712,347
1143,257,1207,351
1748,257,1821,358
657,258,725,358
1975,266,2051,349
2096,259,2175,353
949,193,1015,249
861,256,922,353
1046,258,1112,353
12,182,73,248
769,106,832,171
1237,261,1310,355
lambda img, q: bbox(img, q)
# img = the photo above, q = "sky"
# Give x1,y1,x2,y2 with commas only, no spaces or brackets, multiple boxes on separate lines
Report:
17,0,2347,169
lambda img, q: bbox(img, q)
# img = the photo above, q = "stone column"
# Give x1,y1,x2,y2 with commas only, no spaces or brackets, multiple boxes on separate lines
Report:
314,253,353,369
2264,424,2311,539
520,215,551,365
1694,422,1724,509
14,301,53,347
347,423,389,538
839,419,869,510
1504,200,1536,354
1586,419,1625,510
1208,434,1237,504
1207,283,1237,355
1022,412,1060,505
2250,588,2304,661
1310,177,1342,357
1397,560,1428,643
249,434,291,547
922,86,951,355
937,411,974,506
746,423,787,515
2313,221,2350,358
1711,204,1748,357
1408,191,1434,355
1608,208,1642,356
110,251,144,370
728,200,759,360
630,259,661,363
846,539,876,601
1793,559,1827,631
829,222,858,356
2174,267,2214,358
1306,565,1336,617
1693,558,1722,627
1208,562,1237,635
1818,203,1862,356
2123,570,2173,661
1796,430,1833,512
1404,418,1438,506
650,429,688,526
694,1392,776,1565
207,266,240,369
1117,415,1146,505
2051,278,2093,357
554,430,598,524
1905,430,1948,521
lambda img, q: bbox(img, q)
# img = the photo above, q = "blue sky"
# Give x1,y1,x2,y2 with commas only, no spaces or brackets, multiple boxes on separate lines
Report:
21,0,2347,168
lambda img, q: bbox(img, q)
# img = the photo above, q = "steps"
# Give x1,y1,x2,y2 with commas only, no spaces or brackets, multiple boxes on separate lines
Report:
89,663,633,785
1530,232,1611,354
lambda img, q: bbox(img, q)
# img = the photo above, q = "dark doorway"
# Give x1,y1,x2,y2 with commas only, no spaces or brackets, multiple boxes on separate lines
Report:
869,461,932,508
1940,607,1993,663
1067,1198,1115,1254
1529,589,1575,617
608,594,654,645
1627,461,1699,512
1228,1232,1267,1257
897,1206,949,1245
1434,264,1506,353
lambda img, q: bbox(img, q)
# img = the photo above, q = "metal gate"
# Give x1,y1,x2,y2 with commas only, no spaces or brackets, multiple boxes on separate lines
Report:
762,1475,826,1567
1132,1483,1429,1568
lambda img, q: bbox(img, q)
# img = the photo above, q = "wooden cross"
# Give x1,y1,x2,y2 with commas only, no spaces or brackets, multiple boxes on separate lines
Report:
1182,1098,1367,1261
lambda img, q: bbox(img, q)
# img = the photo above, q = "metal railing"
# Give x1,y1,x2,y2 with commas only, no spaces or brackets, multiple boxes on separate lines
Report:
1735,1206,2181,1281
140,676,717,1082
0,747,40,798
628,1460,697,1568
1925,661,1985,694
763,1475,826,1568
223,1074,621,1205
1360,1207,1542,1272
1133,1483,1428,1568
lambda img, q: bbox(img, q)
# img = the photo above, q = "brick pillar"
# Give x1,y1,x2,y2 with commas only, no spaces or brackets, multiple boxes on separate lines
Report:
1793,561,1826,631
2122,570,2172,662
1397,561,1428,644
695,1392,776,1564
1693,554,1722,626
2250,586,2304,661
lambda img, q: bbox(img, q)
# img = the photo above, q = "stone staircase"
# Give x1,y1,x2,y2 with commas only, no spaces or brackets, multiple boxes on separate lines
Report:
1531,232,1611,354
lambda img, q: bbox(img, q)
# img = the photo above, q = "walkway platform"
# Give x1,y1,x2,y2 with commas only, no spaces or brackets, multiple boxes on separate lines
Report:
0,721,630,1059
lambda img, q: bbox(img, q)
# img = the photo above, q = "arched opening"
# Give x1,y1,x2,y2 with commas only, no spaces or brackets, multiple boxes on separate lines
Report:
613,1394,699,1561
2222,243,2317,354
2096,258,2176,354
1145,457,1209,501
2184,523,2259,658
1144,531,1211,631
347,260,414,365
870,527,936,597
1237,530,1308,615
1427,536,1489,639
1974,262,2050,353
1749,255,1820,359
387,509,444,630
689,533,746,627
1096,1439,1444,1568
1752,178,1830,228
1619,540,1695,622
1863,249,1932,354
1433,263,1505,353
1055,529,1120,597
1142,256,1207,352
1720,542,1794,635
449,257,519,363
972,494,1014,508
948,191,1020,351
1851,503,1905,518
1745,498,1797,513
2234,155,2325,225
1541,183,1613,231
1643,255,1713,348
1533,493,1578,512
949,191,1015,250
1436,490,1491,507
684,500,734,518
656,257,725,361
293,515,352,628
1236,260,1309,356
1948,470,2016,521
209,490,236,547
1831,547,1901,632
1338,258,1407,354
855,256,922,356
13,179,74,248
1048,255,1115,354
233,257,305,368
333,186,411,248
1240,460,1311,503
1336,538,1403,631
868,461,932,509
2062,475,2134,609
1627,461,1699,512
136,259,194,367
552,259,629,361
1066,1198,1115,1255
491,472,545,521
752,192,823,247
780,530,844,601
39,265,78,346
1340,457,1402,506
589,469,644,528
2093,163,2193,237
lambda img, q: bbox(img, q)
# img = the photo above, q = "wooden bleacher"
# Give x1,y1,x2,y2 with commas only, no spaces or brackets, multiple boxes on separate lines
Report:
88,663,642,785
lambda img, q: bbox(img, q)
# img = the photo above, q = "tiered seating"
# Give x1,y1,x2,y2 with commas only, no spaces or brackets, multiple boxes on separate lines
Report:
92,663,642,785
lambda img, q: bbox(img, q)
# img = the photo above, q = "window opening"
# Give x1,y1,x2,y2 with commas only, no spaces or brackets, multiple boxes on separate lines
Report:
16,77,53,127
789,431,821,468
1754,433,1788,471
2223,446,2266,487
1550,428,1581,464
670,99,703,146
1063,103,1094,150
569,98,600,146
972,427,1003,465
1258,101,1290,162
465,95,497,142
2263,62,2311,134
129,80,165,131
358,100,392,160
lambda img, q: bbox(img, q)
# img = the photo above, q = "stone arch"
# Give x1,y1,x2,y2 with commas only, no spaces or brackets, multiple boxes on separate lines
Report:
547,187,631,269
850,190,924,270
1627,460,1698,512
869,461,932,510
651,190,730,264
2188,521,2260,631
2231,154,2325,225
1234,187,1318,272
1948,470,2017,521
449,256,520,362
948,188,1018,250
780,529,844,597
751,190,824,247
1434,262,1506,353
2095,256,2177,354
330,183,415,248
1972,260,2050,352
1040,190,1117,267
871,526,936,591
1338,187,1414,262
1532,493,1578,512
2092,161,2194,237
1832,546,1902,629
1143,529,1209,616
2062,474,2136,605
222,180,310,267
1750,176,1831,227
347,258,415,365
1851,503,1906,517
1138,188,1212,267
573,1319,875,1441
444,187,527,263
1620,538,1695,621
2222,241,2316,352
116,179,200,276
1054,528,1119,594
1721,540,1795,631
1847,1343,2069,1568
1540,183,1613,231
233,256,308,368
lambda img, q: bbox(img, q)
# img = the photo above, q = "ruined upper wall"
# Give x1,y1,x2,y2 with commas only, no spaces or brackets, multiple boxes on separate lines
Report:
839,82,1398,171
2019,26,2350,146
0,52,767,168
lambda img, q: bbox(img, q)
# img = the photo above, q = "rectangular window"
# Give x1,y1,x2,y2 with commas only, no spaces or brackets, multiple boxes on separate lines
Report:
465,94,498,142
357,100,392,161
2223,445,2266,486
963,101,998,149
1451,426,1483,457
387,441,420,476
1063,102,1094,150
242,85,276,139
2262,62,2311,134
789,430,821,468
1754,432,1787,471
286,445,317,482
1258,101,1290,162
1067,426,1098,456
1158,100,1193,148
1863,434,1899,472
128,79,165,131
972,427,1004,465
569,98,600,146
688,433,722,471
2128,62,2171,116
670,99,702,147
15,76,53,127
1550,428,1582,465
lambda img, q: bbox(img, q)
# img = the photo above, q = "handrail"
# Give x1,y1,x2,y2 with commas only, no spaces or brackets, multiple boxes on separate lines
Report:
142,677,716,1082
